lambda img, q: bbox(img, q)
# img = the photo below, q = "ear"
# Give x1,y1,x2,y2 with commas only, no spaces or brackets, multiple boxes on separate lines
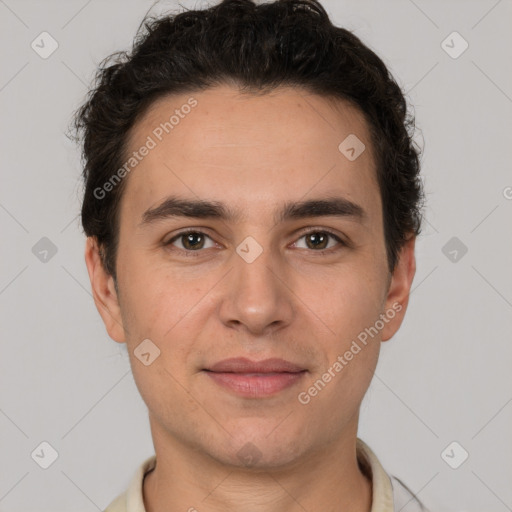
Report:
84,237,126,343
381,236,417,342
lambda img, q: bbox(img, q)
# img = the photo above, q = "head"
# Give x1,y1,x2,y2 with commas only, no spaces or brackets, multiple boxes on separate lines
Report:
74,0,424,468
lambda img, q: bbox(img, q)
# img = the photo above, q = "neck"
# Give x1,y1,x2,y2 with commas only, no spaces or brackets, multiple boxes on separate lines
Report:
143,420,372,512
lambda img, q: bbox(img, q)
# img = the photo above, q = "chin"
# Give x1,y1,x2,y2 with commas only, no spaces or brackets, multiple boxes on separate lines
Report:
203,428,308,471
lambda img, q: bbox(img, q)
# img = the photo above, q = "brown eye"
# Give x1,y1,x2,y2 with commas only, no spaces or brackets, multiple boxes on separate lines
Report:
294,230,344,251
305,232,329,250
166,231,215,251
181,232,205,250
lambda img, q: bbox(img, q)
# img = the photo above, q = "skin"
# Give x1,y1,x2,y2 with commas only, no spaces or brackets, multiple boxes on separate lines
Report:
85,84,416,512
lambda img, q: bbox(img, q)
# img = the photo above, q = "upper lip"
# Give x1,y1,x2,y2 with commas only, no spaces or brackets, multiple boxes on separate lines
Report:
205,357,306,373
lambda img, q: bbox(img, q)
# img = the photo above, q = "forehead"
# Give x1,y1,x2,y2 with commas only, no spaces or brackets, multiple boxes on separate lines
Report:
133,85,371,154
120,84,380,227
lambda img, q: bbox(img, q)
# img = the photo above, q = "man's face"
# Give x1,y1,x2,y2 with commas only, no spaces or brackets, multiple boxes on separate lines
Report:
88,84,414,468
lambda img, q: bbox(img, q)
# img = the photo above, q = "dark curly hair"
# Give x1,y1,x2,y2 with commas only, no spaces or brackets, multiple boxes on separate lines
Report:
71,0,424,284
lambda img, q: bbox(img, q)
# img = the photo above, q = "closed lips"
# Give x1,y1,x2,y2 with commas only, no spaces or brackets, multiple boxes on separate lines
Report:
205,357,306,373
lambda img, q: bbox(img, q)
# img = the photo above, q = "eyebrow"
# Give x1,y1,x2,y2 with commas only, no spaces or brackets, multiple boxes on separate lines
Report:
139,195,366,227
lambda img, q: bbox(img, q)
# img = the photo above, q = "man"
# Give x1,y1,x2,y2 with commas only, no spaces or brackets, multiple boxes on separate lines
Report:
74,0,428,510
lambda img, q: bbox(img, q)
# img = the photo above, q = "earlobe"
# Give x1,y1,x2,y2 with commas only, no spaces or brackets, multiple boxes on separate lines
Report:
381,236,417,342
84,237,126,343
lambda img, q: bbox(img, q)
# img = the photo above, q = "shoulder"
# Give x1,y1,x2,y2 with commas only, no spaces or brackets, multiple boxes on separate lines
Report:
103,490,127,512
390,475,431,512
356,438,433,512
103,455,157,512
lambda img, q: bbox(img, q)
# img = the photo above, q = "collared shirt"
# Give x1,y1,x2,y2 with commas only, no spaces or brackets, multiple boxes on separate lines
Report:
104,438,429,512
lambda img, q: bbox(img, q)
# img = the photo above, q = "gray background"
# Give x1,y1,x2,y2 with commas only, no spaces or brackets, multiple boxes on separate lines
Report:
1,0,511,511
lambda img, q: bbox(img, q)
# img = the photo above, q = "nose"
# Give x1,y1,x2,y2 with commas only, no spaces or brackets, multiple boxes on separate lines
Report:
218,241,294,337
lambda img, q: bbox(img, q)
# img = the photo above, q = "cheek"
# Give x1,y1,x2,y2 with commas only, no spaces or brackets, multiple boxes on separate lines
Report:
118,262,211,379
301,265,386,344
119,274,202,416
117,250,191,337
295,331,379,440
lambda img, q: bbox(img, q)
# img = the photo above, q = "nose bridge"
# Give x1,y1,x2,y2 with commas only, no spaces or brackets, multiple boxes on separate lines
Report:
234,234,281,303
220,234,293,334
235,237,276,289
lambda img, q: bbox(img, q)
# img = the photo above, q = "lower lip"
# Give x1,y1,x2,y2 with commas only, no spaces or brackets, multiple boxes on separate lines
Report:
204,371,306,397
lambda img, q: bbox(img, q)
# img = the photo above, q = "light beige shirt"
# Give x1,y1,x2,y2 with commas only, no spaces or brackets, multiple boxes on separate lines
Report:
104,438,428,512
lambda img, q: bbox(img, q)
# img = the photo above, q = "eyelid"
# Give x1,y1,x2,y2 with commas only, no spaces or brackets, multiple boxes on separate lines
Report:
164,228,218,250
292,226,346,242
164,226,348,254
290,226,347,251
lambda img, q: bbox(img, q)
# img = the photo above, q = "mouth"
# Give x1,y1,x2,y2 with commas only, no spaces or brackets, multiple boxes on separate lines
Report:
203,357,307,397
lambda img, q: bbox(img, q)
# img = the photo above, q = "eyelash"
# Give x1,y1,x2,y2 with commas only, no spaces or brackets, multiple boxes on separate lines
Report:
164,228,347,256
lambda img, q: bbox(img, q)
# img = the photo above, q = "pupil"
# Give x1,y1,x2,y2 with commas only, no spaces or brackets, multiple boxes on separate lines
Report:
308,232,327,249
185,233,203,249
